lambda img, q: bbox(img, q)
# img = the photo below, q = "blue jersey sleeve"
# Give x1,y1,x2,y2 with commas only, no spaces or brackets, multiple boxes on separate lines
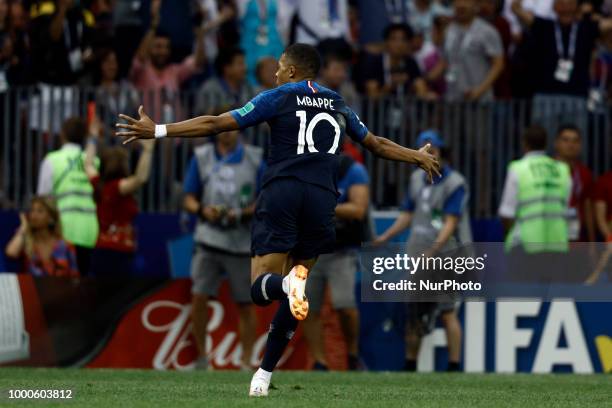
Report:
183,157,202,196
400,189,415,212
345,108,369,143
230,89,286,128
442,186,467,216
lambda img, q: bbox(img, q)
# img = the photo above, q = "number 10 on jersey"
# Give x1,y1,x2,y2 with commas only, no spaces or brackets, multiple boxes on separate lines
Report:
296,110,341,155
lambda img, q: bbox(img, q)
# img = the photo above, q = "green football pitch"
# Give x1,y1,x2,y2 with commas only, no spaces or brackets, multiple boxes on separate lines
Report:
0,368,611,407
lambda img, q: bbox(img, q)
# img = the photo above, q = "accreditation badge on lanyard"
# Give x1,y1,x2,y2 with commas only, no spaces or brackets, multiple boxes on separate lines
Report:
255,0,269,46
554,21,578,83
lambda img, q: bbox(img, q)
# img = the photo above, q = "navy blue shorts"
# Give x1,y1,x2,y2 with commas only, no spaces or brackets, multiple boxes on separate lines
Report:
251,177,337,260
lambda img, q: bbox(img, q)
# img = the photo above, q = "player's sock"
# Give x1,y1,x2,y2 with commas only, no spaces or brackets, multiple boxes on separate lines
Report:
251,273,285,306
404,359,417,372
260,298,298,371
447,362,461,372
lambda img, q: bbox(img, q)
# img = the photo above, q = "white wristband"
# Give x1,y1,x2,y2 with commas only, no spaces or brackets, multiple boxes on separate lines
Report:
154,124,167,139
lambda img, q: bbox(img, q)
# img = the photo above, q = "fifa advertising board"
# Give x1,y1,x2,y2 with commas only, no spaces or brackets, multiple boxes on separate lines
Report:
0,273,610,372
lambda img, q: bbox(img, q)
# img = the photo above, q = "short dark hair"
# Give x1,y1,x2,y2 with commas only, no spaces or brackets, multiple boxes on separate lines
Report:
283,43,321,78
61,117,88,145
523,125,548,151
556,123,581,139
383,23,414,41
215,48,245,75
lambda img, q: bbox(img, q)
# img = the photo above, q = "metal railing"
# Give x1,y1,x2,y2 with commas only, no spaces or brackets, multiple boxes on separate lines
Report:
1,86,611,217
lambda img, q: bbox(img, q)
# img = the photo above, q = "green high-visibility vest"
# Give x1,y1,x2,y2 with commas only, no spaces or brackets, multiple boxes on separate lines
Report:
505,154,571,254
47,147,99,248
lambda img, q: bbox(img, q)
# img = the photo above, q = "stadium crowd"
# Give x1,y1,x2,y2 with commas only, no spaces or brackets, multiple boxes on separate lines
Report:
1,0,612,372
0,0,611,103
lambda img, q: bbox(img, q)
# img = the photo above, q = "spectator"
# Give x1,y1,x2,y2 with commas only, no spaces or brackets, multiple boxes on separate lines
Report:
29,0,96,85
112,0,146,78
84,115,155,276
183,128,265,370
499,126,572,281
236,0,285,84
287,0,351,45
5,196,79,277
129,0,206,120
94,49,140,130
554,124,595,242
197,48,255,114
429,0,504,101
362,23,435,99
407,0,452,40
594,169,612,243
303,154,370,371
37,117,99,276
195,0,236,63
413,15,449,96
511,0,612,101
5,0,31,86
356,0,404,50
590,26,612,109
375,130,470,372
255,56,278,91
318,54,359,111
479,0,513,99
503,0,555,38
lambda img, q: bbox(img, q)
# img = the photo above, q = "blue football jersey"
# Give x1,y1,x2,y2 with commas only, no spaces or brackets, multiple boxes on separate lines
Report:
230,80,369,193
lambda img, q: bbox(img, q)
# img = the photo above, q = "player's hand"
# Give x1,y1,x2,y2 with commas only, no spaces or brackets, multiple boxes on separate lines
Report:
116,106,156,145
416,143,441,183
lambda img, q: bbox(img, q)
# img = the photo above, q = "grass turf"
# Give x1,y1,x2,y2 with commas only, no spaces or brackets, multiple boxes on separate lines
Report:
0,368,611,408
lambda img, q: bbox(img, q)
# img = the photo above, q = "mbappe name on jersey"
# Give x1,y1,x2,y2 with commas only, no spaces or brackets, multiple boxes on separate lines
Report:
296,95,335,110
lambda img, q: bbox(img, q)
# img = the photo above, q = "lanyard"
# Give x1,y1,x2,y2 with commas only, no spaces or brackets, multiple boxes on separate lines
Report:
256,0,268,22
554,21,577,60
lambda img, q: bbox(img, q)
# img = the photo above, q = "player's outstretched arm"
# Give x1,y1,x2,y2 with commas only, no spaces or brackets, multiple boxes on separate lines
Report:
115,106,240,145
361,132,440,182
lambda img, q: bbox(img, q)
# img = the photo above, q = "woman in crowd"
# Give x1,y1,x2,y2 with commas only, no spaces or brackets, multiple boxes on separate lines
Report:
85,118,154,276
5,196,79,277
94,49,140,133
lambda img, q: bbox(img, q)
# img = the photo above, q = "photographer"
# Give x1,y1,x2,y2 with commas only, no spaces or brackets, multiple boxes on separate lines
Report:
183,128,265,370
374,130,471,372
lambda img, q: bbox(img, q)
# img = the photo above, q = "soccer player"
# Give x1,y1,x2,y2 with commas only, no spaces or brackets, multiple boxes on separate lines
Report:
116,43,439,396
